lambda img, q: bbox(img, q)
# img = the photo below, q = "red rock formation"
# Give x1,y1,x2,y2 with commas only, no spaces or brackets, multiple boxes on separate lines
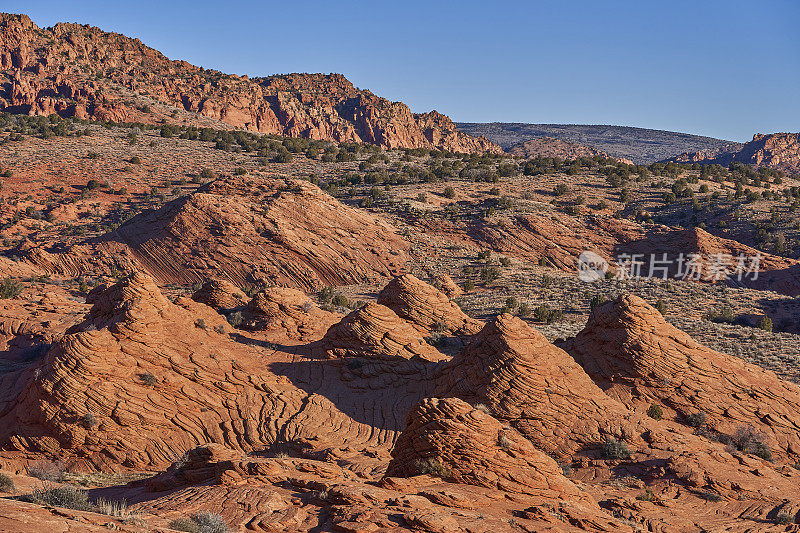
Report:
671,132,800,174
21,176,411,292
385,397,592,501
435,314,641,457
561,294,800,460
376,274,483,336
0,13,501,153
322,303,447,362
244,286,338,339
191,279,246,311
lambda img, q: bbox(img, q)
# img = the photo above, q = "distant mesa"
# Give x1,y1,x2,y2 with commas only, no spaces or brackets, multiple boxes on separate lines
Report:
508,136,633,164
457,122,741,164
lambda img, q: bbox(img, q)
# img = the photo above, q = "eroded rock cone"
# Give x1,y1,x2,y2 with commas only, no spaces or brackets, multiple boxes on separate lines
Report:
322,303,447,362
437,314,638,457
377,274,482,335
191,279,246,311
562,294,800,460
245,286,337,339
385,397,592,503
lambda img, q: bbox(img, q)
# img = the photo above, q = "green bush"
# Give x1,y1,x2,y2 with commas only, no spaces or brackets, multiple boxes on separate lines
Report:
685,412,707,428
654,299,667,316
23,486,92,511
758,316,773,332
414,457,451,478
0,278,22,299
600,438,630,460
647,403,663,420
443,186,455,199
0,473,14,492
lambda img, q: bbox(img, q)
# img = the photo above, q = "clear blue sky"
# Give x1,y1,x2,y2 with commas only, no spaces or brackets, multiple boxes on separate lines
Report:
7,0,799,141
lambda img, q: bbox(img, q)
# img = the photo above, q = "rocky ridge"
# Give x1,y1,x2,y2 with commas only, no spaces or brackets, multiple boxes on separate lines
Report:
0,13,500,153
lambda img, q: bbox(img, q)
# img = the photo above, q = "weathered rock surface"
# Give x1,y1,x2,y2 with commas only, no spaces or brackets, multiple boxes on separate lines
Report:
0,13,500,153
672,132,800,173
190,279,246,311
22,176,411,292
322,303,447,362
385,397,591,501
244,286,338,339
377,274,483,336
562,294,800,460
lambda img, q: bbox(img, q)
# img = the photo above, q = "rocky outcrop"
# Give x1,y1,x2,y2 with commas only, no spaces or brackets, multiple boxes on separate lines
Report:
0,13,500,153
671,132,800,174
435,314,641,457
561,295,800,460
245,286,338,339
508,136,633,164
385,397,592,501
322,303,447,362
191,279,246,311
21,176,411,292
376,275,482,336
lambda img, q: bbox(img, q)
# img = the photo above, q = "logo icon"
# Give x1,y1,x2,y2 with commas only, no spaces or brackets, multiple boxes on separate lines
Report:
577,251,608,282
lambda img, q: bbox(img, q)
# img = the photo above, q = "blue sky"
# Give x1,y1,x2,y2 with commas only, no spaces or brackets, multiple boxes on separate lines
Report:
7,0,799,141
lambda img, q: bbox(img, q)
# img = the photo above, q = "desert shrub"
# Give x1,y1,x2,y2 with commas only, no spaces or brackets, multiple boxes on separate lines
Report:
685,412,707,428
480,266,500,283
272,151,292,163
226,311,244,328
647,403,663,420
554,183,569,196
499,257,511,267
589,294,607,311
704,306,736,324
24,485,92,511
731,425,772,460
199,168,215,180
87,151,100,159
195,318,208,330
443,186,455,199
168,512,230,533
82,412,97,429
414,457,451,478
654,299,667,315
137,372,158,386
0,277,23,299
600,438,630,460
497,433,513,451
26,461,64,481
129,156,141,164
0,473,14,492
758,316,773,332
94,497,139,520
331,293,350,308
775,512,794,525
462,279,474,292
517,302,531,317
636,488,656,502
533,304,562,323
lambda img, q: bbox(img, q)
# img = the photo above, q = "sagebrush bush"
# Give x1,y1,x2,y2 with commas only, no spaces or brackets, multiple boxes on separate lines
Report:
414,457,451,478
168,512,230,533
0,472,14,492
601,438,631,460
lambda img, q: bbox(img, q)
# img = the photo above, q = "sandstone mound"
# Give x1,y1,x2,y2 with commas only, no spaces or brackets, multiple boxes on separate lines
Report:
436,314,638,457
0,271,435,469
245,286,338,339
191,279,246,311
562,295,800,460
322,303,447,362
377,274,482,335
385,397,590,501
23,176,410,292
